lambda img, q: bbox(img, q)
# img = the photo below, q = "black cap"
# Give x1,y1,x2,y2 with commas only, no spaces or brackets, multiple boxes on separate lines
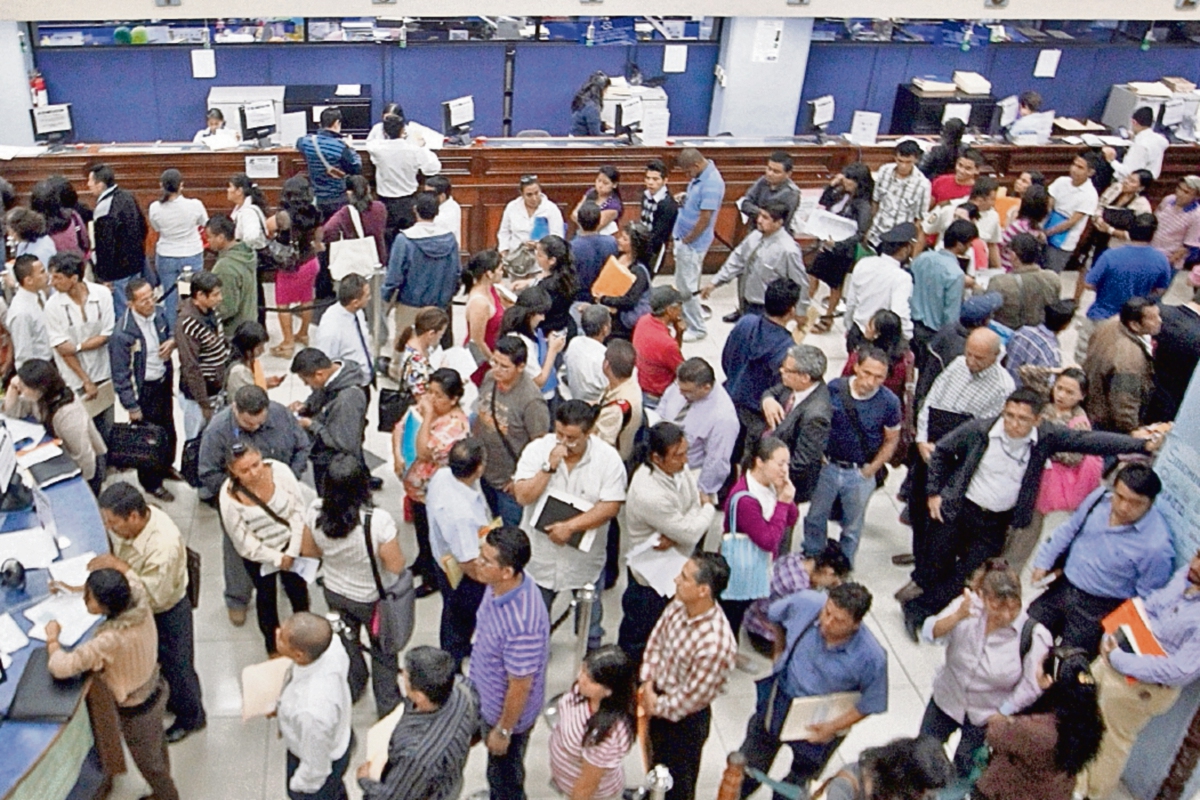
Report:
879,222,918,244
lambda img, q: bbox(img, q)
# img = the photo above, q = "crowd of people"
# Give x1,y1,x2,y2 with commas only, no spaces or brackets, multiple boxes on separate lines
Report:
3,100,1200,800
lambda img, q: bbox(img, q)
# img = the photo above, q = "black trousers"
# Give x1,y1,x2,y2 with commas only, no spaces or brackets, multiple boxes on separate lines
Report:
739,684,842,800
904,500,1011,629
720,597,753,642
244,558,310,653
912,320,939,373
649,706,712,800
920,698,988,778
323,587,401,717
286,732,354,800
380,193,417,252
1028,576,1124,658
434,570,486,673
155,596,206,730
137,377,175,493
616,573,670,667
409,501,437,583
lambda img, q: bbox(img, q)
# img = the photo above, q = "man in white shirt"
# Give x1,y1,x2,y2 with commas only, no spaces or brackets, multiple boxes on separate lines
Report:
843,222,916,348
6,254,52,370
497,176,565,256
424,175,462,249
45,252,115,438
313,274,374,400
1103,106,1170,180
563,305,610,404
275,612,354,800
511,399,627,650
364,115,442,246
1045,153,1100,273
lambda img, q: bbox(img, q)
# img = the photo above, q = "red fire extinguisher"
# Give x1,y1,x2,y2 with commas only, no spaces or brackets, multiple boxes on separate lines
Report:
29,72,46,107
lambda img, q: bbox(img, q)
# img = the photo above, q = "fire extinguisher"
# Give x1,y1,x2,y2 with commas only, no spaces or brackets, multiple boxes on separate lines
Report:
29,72,46,107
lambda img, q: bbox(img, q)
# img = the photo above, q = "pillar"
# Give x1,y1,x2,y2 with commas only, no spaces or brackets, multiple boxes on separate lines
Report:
708,17,813,138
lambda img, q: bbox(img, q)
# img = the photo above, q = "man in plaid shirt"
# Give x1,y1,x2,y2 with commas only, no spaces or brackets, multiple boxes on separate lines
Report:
867,140,931,248
640,553,737,800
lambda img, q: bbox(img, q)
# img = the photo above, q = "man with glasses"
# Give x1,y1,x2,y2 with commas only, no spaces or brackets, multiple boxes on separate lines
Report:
472,335,551,526
497,175,565,260
761,344,833,504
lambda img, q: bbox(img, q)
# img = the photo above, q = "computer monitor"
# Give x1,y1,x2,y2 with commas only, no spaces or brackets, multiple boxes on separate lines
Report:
804,96,835,141
30,104,73,150
240,100,277,147
442,95,474,144
613,98,643,142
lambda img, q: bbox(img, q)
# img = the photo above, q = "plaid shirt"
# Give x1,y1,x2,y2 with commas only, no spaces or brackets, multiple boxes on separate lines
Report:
640,599,737,722
868,162,931,246
1005,324,1061,389
917,357,1014,442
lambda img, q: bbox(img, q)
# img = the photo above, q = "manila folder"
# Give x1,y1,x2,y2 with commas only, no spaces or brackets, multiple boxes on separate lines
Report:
241,656,294,720
779,691,861,742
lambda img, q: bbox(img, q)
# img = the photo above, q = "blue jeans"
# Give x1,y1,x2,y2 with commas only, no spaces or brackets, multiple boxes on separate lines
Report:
802,462,876,564
109,274,135,321
673,240,708,336
155,253,203,330
539,581,604,650
481,479,524,527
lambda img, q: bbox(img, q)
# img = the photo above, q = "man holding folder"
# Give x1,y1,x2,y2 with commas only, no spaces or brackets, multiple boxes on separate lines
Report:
738,583,888,800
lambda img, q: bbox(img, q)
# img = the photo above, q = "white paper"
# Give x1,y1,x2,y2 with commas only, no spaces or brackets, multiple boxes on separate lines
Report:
998,95,1020,128
48,551,97,588
244,155,279,180
1034,49,1061,79
259,556,321,584
663,44,688,73
241,656,294,720
31,105,71,135
626,536,689,598
1081,133,1105,148
445,96,474,129
942,103,972,125
334,84,361,97
280,112,309,146
16,442,63,469
0,526,58,569
0,612,30,655
0,423,16,489
243,100,275,130
312,105,329,123
803,209,859,242
751,19,784,63
24,593,101,647
190,49,216,79
848,111,881,145
366,703,405,780
640,109,670,146
779,691,862,742
4,417,46,446
810,95,835,128
1162,99,1186,127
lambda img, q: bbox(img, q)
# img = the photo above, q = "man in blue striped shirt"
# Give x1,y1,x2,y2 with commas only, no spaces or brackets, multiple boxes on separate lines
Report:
468,525,550,800
296,107,362,221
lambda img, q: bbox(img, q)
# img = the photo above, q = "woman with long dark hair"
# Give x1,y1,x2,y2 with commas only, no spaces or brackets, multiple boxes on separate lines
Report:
301,453,406,716
973,648,1104,800
227,172,269,250
810,162,875,333
31,175,89,258
999,184,1050,271
501,285,566,401
534,234,579,339
148,168,208,328
596,220,654,338
572,165,623,235
323,174,388,265
570,72,610,137
225,320,284,397
4,358,106,492
270,202,323,357
549,645,636,800
812,736,953,800
462,249,508,385
920,117,967,179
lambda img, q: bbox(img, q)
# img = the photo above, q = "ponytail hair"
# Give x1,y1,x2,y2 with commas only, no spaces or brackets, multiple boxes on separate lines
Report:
229,172,268,211
396,306,450,351
462,249,501,292
159,168,183,203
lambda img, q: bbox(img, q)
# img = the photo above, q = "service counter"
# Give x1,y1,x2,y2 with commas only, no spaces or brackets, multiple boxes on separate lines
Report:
3,137,1197,267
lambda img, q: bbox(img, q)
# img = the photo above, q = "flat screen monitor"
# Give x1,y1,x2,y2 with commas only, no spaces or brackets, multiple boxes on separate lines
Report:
442,96,474,137
807,95,835,130
240,100,277,143
30,104,73,147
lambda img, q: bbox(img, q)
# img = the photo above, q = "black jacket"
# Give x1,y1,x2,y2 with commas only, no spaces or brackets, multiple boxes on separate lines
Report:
915,321,970,410
928,416,1150,528
766,381,833,503
641,191,678,265
92,186,147,282
109,306,173,415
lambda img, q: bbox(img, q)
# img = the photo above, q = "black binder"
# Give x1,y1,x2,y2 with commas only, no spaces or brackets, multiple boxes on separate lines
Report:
26,453,82,489
6,646,85,721
534,495,588,549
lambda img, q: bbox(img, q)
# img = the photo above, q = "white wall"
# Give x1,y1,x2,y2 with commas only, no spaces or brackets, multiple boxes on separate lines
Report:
708,17,812,138
0,21,33,146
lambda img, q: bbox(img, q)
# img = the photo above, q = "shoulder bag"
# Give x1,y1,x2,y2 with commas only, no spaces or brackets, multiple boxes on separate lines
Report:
720,490,773,601
377,352,416,433
489,382,521,465
250,204,299,274
362,506,416,656
1048,489,1108,573
310,134,347,180
329,204,381,281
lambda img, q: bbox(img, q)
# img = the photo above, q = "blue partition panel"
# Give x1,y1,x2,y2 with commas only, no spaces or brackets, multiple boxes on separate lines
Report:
385,44,507,138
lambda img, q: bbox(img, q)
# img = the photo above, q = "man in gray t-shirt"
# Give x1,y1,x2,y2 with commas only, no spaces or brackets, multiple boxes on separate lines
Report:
471,336,550,526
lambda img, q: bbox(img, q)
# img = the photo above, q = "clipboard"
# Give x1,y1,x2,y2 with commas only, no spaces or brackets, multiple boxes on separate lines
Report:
778,691,861,742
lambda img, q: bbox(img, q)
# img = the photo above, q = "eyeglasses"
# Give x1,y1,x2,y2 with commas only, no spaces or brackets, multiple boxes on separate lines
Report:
519,175,539,186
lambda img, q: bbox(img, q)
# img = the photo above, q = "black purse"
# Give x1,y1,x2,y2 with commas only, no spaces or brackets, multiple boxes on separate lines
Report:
377,353,415,433
107,421,173,472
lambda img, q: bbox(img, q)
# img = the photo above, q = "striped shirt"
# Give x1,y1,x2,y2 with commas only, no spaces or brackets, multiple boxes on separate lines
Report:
1005,324,1061,388
176,301,230,403
868,162,931,246
360,677,480,800
469,572,550,733
640,599,737,722
218,460,306,567
296,130,363,201
917,357,1014,442
549,688,632,800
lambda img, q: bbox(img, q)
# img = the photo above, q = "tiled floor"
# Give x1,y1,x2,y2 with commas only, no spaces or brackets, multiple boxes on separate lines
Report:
100,267,1176,800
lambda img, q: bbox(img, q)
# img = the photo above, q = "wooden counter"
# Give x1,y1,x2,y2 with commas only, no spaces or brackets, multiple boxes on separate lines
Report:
3,140,1196,268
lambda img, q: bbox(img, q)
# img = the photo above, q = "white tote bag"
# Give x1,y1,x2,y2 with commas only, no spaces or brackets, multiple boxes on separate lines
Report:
329,204,381,280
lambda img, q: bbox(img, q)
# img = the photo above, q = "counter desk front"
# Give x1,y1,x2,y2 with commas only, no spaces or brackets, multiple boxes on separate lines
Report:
2,137,1196,268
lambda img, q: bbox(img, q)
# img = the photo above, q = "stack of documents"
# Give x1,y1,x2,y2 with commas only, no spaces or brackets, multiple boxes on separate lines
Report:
24,592,101,647
1128,81,1173,98
803,209,860,242
953,71,992,95
1162,76,1197,93
625,535,689,598
0,526,59,569
242,656,294,720
913,76,957,93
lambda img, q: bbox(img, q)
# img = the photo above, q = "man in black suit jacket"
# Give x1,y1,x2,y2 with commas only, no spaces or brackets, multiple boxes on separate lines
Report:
761,344,832,504
87,163,147,320
901,386,1162,638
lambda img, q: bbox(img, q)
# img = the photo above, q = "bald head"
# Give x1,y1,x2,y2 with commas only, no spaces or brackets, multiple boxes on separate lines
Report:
278,612,333,665
677,148,707,177
964,328,1001,374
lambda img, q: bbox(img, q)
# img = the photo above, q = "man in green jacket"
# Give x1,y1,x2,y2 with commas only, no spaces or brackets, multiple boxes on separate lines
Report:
205,213,258,334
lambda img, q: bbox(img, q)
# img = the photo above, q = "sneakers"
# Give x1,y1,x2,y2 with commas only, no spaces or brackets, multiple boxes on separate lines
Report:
682,329,707,343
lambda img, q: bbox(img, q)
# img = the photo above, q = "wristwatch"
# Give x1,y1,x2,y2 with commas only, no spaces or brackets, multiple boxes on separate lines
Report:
540,458,554,474
496,727,512,740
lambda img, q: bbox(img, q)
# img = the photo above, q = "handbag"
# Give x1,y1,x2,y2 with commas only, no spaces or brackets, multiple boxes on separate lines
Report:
363,507,416,656
329,204,381,281
107,421,173,472
185,547,201,609
181,437,203,488
377,353,416,433
720,490,773,601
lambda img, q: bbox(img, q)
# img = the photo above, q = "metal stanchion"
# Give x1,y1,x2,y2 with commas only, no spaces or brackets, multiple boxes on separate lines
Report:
574,582,596,675
646,764,673,800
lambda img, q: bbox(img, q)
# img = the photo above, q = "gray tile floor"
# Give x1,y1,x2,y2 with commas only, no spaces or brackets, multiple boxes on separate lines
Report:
100,267,1173,800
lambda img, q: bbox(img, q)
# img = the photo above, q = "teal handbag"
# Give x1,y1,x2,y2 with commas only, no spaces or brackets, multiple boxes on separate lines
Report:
720,490,774,601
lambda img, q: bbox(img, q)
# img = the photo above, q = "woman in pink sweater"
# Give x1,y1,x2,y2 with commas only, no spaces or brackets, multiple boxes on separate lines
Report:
719,436,799,663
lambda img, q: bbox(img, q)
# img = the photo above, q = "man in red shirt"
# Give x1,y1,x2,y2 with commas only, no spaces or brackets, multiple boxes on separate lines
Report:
929,149,984,208
633,286,685,406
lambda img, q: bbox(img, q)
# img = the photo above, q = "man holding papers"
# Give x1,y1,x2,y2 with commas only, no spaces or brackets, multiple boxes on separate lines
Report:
738,583,887,800
1080,549,1200,800
512,400,626,651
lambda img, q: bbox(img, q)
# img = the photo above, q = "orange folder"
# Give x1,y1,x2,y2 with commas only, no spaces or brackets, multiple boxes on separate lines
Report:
1101,598,1165,656
993,195,1020,225
590,256,636,299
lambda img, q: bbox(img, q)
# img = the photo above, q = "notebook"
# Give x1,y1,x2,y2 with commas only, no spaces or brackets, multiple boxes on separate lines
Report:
27,453,81,488
5,646,85,721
